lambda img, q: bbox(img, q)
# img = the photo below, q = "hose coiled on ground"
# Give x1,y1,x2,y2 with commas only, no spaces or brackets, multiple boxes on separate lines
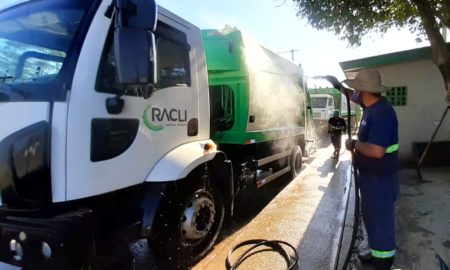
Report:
225,239,298,270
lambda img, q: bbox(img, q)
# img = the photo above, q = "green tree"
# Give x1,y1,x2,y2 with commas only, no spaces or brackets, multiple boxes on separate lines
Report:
292,0,450,100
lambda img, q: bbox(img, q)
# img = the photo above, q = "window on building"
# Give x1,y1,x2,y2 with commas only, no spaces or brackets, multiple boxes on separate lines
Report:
385,86,407,106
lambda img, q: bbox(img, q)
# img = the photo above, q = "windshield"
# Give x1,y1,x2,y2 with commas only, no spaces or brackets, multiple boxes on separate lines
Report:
0,0,96,102
311,97,327,108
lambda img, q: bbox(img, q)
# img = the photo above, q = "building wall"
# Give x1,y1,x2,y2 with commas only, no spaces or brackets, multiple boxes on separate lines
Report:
377,60,450,162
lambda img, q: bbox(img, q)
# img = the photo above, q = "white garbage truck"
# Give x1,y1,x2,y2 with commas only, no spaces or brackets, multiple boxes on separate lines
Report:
0,0,314,268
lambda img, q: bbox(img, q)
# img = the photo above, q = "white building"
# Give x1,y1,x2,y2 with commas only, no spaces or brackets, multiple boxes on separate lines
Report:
340,45,450,164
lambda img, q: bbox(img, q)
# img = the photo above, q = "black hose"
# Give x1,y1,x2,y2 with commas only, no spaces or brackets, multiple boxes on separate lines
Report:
225,239,298,270
314,75,361,269
333,88,361,270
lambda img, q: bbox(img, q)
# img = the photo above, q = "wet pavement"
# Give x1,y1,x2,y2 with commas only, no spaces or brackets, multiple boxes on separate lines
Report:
193,141,354,270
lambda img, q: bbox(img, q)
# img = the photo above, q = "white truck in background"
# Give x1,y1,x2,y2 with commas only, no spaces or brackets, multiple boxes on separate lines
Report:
310,90,358,132
310,94,335,126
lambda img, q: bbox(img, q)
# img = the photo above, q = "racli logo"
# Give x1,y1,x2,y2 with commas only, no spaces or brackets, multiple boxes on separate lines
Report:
142,105,188,131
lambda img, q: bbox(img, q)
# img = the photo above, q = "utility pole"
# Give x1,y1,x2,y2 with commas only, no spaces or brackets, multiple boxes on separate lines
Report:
278,49,299,62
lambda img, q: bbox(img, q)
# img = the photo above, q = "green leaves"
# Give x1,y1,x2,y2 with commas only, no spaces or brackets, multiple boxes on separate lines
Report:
291,0,441,46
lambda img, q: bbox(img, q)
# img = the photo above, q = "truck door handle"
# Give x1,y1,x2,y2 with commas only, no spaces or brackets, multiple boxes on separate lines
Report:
187,118,198,136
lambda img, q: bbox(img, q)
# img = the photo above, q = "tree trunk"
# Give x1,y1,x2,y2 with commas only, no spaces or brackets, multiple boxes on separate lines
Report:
412,0,450,102
438,0,450,29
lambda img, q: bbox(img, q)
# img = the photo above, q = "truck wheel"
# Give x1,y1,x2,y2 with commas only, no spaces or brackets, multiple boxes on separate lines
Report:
148,172,224,268
290,145,303,178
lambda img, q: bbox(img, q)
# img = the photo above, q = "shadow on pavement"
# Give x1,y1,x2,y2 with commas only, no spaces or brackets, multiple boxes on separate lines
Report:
294,158,353,270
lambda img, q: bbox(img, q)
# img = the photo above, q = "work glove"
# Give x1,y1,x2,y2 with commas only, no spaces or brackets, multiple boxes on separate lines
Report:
323,75,344,91
345,139,357,151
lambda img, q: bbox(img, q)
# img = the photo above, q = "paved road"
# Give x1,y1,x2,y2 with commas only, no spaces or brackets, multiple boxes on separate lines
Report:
193,143,353,270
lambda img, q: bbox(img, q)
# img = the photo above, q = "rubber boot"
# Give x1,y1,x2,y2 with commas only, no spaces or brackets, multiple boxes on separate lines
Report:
371,257,394,270
358,224,372,262
358,249,372,263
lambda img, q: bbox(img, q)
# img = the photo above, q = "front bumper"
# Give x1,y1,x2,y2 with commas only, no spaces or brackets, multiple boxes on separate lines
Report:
0,208,94,269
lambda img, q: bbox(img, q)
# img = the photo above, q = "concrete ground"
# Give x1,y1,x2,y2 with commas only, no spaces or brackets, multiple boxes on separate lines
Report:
194,140,354,270
394,167,450,270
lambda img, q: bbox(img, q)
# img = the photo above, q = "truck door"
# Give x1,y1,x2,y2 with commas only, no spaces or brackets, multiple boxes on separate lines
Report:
305,92,317,154
328,97,335,118
65,3,203,200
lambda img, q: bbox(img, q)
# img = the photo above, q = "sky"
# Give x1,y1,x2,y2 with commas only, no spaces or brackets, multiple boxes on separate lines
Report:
0,0,433,82
157,0,428,81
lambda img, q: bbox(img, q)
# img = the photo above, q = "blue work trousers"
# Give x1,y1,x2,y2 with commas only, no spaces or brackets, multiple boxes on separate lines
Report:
359,173,399,256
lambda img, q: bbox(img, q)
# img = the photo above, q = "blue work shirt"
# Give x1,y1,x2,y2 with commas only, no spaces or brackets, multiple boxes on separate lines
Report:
355,97,398,176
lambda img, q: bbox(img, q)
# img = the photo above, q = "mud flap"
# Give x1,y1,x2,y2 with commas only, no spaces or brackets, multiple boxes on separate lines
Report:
207,152,234,221
141,182,166,238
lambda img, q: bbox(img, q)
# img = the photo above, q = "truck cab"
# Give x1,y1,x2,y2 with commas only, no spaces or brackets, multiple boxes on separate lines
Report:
310,94,335,127
0,1,230,268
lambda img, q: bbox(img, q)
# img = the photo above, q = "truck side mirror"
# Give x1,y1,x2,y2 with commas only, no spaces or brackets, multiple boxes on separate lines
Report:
113,0,158,87
114,29,157,85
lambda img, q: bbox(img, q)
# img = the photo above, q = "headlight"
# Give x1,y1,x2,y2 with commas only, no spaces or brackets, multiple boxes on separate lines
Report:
12,122,48,180
0,121,49,207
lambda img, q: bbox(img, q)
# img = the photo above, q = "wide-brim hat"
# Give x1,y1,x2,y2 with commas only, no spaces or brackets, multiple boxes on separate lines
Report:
343,68,390,93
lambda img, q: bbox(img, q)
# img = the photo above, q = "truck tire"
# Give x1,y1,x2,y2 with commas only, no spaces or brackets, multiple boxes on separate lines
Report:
148,171,224,268
290,145,303,178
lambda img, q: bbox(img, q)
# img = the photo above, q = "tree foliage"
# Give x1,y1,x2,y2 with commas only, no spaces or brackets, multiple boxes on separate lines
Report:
292,0,450,99
294,0,447,45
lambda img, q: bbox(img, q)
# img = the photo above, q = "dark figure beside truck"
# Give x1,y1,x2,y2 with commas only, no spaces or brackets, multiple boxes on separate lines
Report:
328,110,346,159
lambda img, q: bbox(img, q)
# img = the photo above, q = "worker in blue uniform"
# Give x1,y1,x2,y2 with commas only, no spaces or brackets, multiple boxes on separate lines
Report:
343,68,399,270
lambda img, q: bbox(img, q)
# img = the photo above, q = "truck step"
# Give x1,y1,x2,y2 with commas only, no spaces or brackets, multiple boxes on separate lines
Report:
256,166,291,188
257,150,291,167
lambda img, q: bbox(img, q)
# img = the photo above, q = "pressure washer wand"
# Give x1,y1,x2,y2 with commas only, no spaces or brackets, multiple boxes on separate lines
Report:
315,75,360,270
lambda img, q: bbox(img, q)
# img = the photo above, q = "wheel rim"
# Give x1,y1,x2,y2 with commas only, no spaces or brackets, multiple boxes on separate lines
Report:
180,190,216,245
